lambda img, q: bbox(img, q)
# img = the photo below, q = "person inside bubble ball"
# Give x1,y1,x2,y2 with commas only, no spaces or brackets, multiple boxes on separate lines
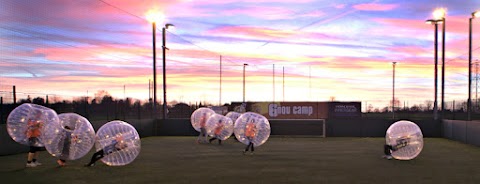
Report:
85,136,128,167
196,113,208,144
209,119,224,145
25,111,44,168
383,136,410,160
57,126,74,167
243,119,257,155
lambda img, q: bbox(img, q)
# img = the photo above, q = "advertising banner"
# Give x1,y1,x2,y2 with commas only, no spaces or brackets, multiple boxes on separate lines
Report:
230,101,360,119
328,102,361,118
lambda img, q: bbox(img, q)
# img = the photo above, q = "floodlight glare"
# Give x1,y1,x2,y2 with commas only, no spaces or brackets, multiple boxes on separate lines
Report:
146,10,164,23
433,8,446,19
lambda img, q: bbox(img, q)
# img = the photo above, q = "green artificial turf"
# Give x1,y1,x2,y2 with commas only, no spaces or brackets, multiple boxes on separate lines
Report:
1,137,479,183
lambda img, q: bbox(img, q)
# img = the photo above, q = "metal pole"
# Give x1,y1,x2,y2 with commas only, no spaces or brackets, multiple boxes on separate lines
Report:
162,26,167,119
309,66,311,100
393,61,396,119
152,22,157,118
220,55,222,106
13,85,16,104
468,18,473,121
273,64,275,102
148,79,151,103
243,64,247,103
0,96,2,124
283,66,285,102
476,62,478,110
441,17,446,119
434,23,438,120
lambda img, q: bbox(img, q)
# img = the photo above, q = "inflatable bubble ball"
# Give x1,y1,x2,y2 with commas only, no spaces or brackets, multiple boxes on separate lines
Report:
95,120,141,166
7,103,60,147
190,107,216,132
44,113,95,161
205,114,234,140
225,111,242,125
386,120,424,160
234,112,271,147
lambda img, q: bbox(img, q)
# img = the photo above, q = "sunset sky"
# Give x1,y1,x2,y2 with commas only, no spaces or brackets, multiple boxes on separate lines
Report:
1,0,480,110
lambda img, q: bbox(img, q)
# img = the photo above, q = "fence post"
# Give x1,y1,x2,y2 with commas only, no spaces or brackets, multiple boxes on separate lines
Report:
0,96,3,124
452,100,455,120
12,85,16,105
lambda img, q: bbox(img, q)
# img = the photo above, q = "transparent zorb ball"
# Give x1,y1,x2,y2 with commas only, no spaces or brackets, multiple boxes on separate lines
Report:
44,113,95,161
386,120,423,160
205,114,234,140
225,111,241,125
234,112,271,147
7,103,60,147
190,108,216,132
95,120,141,166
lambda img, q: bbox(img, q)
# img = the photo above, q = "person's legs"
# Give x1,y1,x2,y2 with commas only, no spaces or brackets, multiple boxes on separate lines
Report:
197,133,202,143
243,140,250,154
198,128,207,143
27,137,41,167
218,139,222,145
26,146,41,167
384,145,392,155
26,149,36,167
383,144,393,159
26,155,36,167
244,138,254,154
86,150,104,166
27,149,35,162
202,129,208,143
32,151,41,165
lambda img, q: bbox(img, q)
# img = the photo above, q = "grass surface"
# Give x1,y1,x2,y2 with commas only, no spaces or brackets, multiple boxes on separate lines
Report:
1,137,479,184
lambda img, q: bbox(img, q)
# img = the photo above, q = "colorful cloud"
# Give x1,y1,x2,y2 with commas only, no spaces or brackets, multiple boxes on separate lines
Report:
2,0,480,109
353,3,398,11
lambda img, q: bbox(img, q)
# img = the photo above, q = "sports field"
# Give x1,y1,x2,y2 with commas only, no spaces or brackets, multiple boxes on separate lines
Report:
0,137,479,183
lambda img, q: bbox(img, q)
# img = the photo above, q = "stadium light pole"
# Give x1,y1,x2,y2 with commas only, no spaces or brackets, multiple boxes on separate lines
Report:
468,11,480,121
243,63,248,103
437,9,446,119
392,61,397,119
146,11,164,119
426,18,442,120
162,23,174,120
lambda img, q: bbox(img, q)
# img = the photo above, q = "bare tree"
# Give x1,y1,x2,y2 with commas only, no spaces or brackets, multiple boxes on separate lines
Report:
424,100,433,111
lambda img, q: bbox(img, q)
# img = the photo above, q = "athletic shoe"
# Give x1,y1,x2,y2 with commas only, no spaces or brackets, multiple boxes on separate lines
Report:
33,161,42,166
382,155,393,160
84,163,94,167
57,160,66,166
26,162,37,168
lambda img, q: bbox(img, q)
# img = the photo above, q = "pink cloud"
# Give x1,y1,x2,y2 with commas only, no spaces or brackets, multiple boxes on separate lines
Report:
333,4,346,9
299,10,326,18
390,46,429,56
374,15,480,34
353,3,398,11
33,44,151,66
208,26,297,40
221,6,294,20
190,0,313,4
